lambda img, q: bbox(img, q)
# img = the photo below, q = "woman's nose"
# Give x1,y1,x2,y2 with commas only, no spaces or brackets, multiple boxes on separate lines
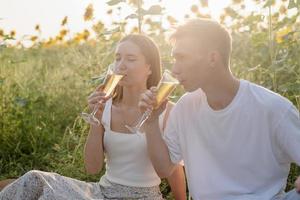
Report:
115,60,126,73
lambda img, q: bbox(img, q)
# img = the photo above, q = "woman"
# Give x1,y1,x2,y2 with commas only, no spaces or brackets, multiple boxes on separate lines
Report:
0,34,186,200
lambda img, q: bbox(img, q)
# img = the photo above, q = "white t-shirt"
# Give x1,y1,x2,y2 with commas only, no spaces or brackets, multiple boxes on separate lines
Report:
163,80,300,200
100,98,165,187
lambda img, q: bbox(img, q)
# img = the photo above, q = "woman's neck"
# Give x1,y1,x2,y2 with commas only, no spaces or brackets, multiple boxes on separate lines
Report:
120,86,147,108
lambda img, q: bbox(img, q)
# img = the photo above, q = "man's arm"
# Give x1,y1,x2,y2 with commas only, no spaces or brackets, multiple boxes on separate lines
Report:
140,88,178,178
166,165,186,200
144,119,177,178
274,104,300,192
296,176,300,193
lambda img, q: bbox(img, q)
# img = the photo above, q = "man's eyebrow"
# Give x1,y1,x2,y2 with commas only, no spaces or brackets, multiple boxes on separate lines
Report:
172,51,184,57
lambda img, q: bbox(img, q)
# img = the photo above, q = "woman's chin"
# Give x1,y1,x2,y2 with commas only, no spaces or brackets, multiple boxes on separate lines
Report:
118,80,128,86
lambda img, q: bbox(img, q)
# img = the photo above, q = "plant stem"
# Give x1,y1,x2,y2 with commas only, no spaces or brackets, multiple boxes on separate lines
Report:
137,0,142,33
268,4,276,91
268,5,273,63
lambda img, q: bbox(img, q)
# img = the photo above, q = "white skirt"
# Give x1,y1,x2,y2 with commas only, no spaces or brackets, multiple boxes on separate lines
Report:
0,170,163,200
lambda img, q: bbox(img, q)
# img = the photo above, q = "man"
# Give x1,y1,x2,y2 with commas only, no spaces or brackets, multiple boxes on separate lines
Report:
139,18,300,200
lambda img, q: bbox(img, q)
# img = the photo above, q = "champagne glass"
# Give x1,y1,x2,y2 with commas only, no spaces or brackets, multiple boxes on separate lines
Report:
125,70,179,133
81,64,123,126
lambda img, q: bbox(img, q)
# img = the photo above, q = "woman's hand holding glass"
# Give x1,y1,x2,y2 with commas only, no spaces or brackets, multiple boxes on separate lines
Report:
86,86,109,123
81,64,124,126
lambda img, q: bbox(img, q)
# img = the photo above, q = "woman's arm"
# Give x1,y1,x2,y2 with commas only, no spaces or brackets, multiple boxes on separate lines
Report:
84,89,108,174
84,124,105,174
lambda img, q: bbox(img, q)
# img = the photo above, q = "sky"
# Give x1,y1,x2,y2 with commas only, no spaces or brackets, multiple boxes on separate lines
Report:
0,0,268,41
0,0,232,39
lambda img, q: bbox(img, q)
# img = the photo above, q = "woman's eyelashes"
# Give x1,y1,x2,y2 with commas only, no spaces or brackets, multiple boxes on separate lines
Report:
128,58,137,62
115,57,137,63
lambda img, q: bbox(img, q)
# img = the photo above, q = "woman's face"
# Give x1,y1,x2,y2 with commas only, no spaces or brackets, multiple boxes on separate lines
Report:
114,40,151,88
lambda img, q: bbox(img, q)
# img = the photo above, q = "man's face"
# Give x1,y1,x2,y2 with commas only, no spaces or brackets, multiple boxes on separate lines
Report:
171,38,212,92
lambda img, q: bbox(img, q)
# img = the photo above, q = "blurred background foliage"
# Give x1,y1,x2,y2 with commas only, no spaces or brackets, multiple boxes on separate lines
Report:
0,0,299,198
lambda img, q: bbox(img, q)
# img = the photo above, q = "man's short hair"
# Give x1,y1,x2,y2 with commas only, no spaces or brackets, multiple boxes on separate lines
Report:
170,18,232,66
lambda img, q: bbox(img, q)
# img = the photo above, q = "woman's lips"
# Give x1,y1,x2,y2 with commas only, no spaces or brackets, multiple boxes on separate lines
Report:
178,79,185,84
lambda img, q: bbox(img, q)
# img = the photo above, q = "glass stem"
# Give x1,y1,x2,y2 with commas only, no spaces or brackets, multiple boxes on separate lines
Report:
134,108,153,130
91,100,103,117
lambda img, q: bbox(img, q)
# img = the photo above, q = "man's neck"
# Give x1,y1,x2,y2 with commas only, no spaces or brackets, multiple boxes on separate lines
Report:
202,73,240,111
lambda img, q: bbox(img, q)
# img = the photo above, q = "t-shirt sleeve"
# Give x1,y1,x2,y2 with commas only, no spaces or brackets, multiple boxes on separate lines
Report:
163,109,183,165
274,104,300,165
158,109,166,135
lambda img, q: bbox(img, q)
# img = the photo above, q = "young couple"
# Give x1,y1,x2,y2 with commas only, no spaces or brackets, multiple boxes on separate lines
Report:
1,18,299,200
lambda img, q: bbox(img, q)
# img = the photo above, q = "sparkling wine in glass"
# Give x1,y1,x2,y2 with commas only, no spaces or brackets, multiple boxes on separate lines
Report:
81,64,123,126
125,70,178,133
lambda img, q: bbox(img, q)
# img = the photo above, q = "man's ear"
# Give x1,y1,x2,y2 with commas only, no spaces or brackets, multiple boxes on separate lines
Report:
209,51,219,68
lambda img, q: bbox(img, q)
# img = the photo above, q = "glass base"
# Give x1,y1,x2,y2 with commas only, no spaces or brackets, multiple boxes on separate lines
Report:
81,112,101,126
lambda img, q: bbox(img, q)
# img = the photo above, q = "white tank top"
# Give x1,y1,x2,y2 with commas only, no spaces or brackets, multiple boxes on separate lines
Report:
100,98,164,187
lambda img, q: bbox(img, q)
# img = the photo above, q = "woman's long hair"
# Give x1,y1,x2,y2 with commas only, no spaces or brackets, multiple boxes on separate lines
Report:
113,34,162,102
